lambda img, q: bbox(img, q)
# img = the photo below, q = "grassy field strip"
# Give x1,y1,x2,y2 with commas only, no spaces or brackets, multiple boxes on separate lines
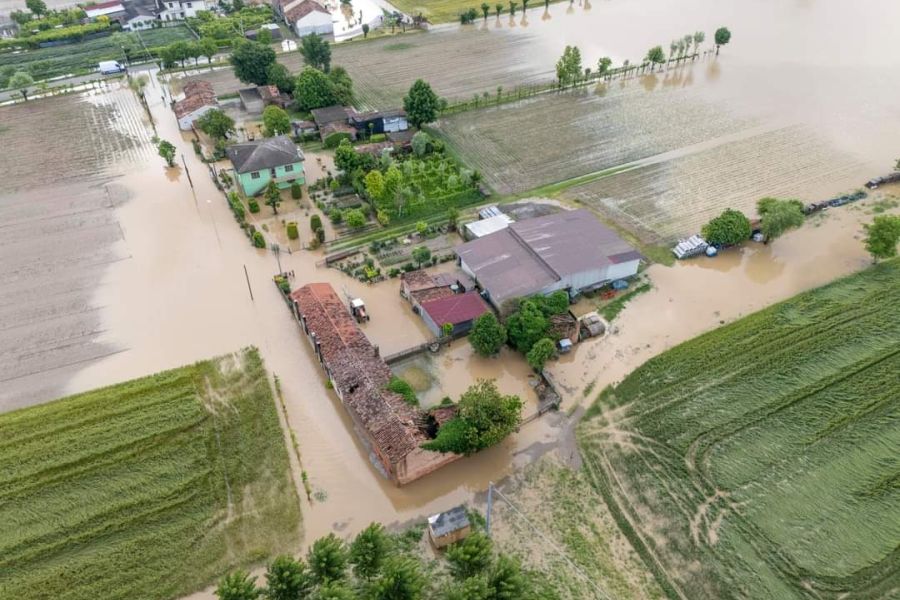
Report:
0,348,301,600
578,260,900,598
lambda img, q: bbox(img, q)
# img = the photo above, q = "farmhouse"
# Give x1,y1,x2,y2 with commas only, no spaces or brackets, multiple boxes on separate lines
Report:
456,209,641,308
173,80,218,131
282,0,333,38
121,2,157,30
419,291,489,337
289,283,461,485
226,135,305,196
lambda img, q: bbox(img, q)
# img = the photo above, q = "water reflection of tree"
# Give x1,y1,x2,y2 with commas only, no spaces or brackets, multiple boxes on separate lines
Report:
640,73,659,92
706,60,721,82
541,7,551,20
745,246,785,284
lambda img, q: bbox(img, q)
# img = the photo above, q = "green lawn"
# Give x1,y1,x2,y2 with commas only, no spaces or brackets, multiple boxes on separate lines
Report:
579,260,900,598
0,26,195,83
0,348,301,600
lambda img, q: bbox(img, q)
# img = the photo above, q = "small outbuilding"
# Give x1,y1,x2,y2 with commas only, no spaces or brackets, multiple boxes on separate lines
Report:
419,291,489,337
173,80,218,131
463,213,513,240
428,506,471,549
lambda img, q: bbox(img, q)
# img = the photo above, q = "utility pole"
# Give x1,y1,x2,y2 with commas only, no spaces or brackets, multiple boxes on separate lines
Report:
271,243,282,274
486,481,494,537
244,264,254,300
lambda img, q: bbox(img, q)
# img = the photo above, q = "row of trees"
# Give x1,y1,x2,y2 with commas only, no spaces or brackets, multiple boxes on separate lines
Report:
701,198,805,247
216,521,539,600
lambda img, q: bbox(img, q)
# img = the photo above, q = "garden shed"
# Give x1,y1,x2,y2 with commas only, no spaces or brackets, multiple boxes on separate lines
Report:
428,506,471,548
419,291,489,337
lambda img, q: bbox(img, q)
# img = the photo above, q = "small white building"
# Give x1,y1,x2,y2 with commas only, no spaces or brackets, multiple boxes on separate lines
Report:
464,213,513,240
85,0,126,19
157,0,209,21
174,80,218,130
283,0,333,38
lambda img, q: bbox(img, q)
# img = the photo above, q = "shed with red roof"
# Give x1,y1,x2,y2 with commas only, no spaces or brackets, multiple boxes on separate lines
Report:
419,291,490,337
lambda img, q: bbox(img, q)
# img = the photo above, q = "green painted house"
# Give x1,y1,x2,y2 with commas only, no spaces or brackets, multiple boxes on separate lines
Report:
227,135,305,196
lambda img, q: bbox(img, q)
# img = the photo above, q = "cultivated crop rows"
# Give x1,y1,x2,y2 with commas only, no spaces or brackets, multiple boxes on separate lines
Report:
0,349,300,600
564,124,867,243
577,262,900,598
434,82,757,195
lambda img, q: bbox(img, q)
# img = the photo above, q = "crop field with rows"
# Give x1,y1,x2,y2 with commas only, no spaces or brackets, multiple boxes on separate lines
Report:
0,348,301,600
577,261,900,598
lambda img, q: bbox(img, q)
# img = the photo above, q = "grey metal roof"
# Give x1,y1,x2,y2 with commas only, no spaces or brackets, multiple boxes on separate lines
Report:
310,105,351,127
226,136,303,174
428,505,470,537
456,209,639,304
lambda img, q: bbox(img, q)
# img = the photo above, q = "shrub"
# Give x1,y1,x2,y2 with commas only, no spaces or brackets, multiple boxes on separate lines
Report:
316,228,325,243
369,133,387,142
311,214,322,231
423,380,521,454
291,181,302,199
227,191,245,222
345,208,366,229
252,231,265,248
387,376,417,405
329,209,343,224
324,132,351,149
248,199,260,213
526,338,556,371
286,221,299,240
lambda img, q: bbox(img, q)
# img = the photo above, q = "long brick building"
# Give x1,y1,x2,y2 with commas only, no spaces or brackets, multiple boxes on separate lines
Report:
289,283,460,485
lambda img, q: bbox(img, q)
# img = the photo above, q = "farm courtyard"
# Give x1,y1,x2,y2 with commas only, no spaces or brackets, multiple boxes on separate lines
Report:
575,260,900,598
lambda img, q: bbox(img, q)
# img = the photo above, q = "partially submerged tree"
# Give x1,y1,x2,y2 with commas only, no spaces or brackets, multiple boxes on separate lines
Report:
714,26,731,54
701,208,751,247
403,79,440,128
555,45,582,87
411,245,432,267
300,32,331,72
196,108,236,139
526,337,556,371
863,215,900,262
230,40,276,85
422,380,522,454
264,180,282,214
645,45,665,71
505,300,548,354
481,2,490,19
157,139,176,167
469,312,507,356
757,197,804,241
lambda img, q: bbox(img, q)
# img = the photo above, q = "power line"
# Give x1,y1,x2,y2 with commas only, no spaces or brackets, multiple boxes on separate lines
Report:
487,481,616,600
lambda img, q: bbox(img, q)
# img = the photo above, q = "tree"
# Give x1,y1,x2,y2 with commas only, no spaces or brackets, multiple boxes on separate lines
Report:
216,570,259,600
693,30,705,55
263,105,290,136
265,180,282,214
25,0,47,16
198,37,218,66
403,79,439,128
863,215,900,262
362,23,369,38
487,554,527,599
757,197,804,241
157,139,176,167
264,556,313,600
328,66,354,106
415,220,428,236
508,1,517,16
597,56,612,77
370,556,425,600
447,531,493,579
714,26,731,54
444,576,491,600
9,71,34,101
293,66,336,111
364,170,385,202
308,533,348,584
266,62,294,94
345,208,366,229
349,523,389,580
481,2,490,19
505,300,548,353
411,131,431,157
196,108,235,139
456,380,521,450
645,45,665,70
300,32,331,72
701,208,751,247
316,582,357,600
411,245,431,267
469,313,506,356
495,2,503,16
555,45,582,87
526,337,556,371
230,40,276,85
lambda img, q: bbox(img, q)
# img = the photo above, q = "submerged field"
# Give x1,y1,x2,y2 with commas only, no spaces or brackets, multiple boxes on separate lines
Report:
577,260,900,598
0,348,301,600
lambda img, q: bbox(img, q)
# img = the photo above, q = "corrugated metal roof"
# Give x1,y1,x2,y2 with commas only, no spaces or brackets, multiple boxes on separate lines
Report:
420,291,489,326
428,506,470,537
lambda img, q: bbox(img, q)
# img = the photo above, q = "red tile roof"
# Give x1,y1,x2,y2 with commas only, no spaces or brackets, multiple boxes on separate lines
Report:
284,0,329,23
174,80,217,120
421,291,489,326
85,0,124,10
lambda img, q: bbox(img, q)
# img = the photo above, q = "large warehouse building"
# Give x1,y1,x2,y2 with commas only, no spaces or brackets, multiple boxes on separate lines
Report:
455,209,642,308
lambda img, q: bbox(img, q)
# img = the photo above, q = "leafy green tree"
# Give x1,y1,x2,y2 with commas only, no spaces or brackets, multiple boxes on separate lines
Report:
216,570,260,600
198,37,219,66
293,66,336,111
526,337,556,371
264,555,313,600
377,209,390,226
446,531,493,579
157,139,176,167
487,554,527,599
415,221,428,236
469,313,507,356
25,0,47,16
555,45,582,87
481,2,490,19
757,197,804,241
443,576,491,600
508,1,517,16
196,108,235,139
316,582,357,600
411,131,431,157
403,79,440,128
532,290,569,316
412,245,431,267
596,56,612,77
693,30,705,54
701,208,751,246
362,23,369,38
265,62,294,94
9,71,34,101
458,379,522,450
345,208,366,229
265,180,282,214
370,556,425,600
300,33,331,72
349,522,389,580
863,215,900,262
263,105,290,136
364,170,385,201
291,181,302,199
328,66,354,106
714,26,731,54
308,533,348,584
505,300,548,353
645,45,665,70
230,40,276,85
